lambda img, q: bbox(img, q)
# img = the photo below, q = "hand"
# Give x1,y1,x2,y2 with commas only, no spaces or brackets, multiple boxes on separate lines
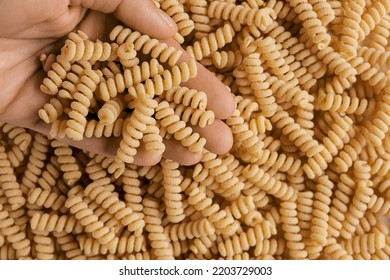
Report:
0,0,235,166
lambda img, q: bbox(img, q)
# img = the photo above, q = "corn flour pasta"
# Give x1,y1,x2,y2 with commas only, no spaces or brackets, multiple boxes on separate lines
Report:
0,0,390,260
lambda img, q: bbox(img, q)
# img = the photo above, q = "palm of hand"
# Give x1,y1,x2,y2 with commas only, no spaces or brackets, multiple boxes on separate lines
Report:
0,0,234,166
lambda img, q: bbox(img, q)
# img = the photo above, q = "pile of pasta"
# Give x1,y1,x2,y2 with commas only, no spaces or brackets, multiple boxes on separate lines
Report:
1,0,390,260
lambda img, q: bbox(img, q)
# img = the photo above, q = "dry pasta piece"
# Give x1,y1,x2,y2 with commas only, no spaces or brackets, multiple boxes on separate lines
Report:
83,181,145,236
208,1,276,31
27,188,67,213
186,22,235,61
186,186,240,236
143,197,174,260
52,140,82,187
19,133,50,194
65,68,102,141
31,230,56,260
173,104,215,128
161,159,185,223
0,208,31,258
155,101,206,154
242,164,296,201
40,55,72,95
109,25,183,66
340,161,374,239
337,0,365,60
359,0,390,42
97,97,125,125
0,146,26,210
65,194,117,246
62,31,115,63
164,85,208,110
287,0,330,50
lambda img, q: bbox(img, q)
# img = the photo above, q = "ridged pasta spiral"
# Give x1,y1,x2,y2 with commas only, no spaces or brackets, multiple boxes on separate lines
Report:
52,140,82,187
341,232,386,256
98,59,163,101
340,161,374,239
37,156,61,191
161,159,185,223
0,146,25,210
337,0,364,59
254,36,311,107
78,234,146,256
83,183,145,236
62,31,115,63
242,164,296,201
186,22,235,61
187,186,239,236
65,68,102,141
173,104,215,128
30,212,81,233
32,230,56,260
192,151,245,201
19,133,50,194
315,92,369,115
310,175,333,247
54,60,91,99
280,201,307,259
38,98,65,124
324,238,352,260
143,197,174,260
243,53,277,117
189,0,211,39
164,85,208,110
217,221,277,258
319,112,354,158
97,97,124,125
116,88,158,163
64,195,117,246
155,101,206,154
84,118,124,138
40,55,72,95
165,218,215,242
109,25,183,66
332,129,367,173
308,0,335,26
0,208,31,257
52,231,86,260
359,0,390,41
287,0,330,50
208,1,276,31
27,188,67,213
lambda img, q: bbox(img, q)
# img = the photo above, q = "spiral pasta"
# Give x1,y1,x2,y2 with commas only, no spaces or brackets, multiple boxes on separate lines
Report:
208,1,276,31
155,101,206,154
109,25,183,66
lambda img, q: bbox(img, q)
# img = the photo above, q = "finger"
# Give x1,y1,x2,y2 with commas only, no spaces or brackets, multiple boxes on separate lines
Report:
161,38,236,120
163,138,202,166
77,11,120,42
70,0,177,39
191,120,233,155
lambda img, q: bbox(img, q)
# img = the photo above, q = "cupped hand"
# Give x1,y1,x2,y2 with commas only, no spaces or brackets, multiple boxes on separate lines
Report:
0,0,235,166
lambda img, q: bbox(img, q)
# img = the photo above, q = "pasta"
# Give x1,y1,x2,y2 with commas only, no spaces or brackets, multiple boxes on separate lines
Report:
1,0,390,261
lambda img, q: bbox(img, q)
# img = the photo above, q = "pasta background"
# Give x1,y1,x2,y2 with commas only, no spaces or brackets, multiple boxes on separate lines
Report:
1,0,390,260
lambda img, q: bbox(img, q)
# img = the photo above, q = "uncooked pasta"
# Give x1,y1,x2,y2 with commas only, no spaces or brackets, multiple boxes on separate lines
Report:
0,0,390,260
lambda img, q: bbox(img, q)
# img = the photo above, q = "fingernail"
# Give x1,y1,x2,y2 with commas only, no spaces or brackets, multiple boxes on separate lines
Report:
157,9,176,28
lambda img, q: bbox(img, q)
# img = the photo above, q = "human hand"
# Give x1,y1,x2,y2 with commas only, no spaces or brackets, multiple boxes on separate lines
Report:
0,0,235,166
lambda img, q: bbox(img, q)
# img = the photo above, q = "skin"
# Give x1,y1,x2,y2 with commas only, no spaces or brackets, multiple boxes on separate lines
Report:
0,0,235,166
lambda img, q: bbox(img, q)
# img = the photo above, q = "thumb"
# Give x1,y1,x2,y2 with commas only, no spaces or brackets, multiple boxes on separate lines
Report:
70,0,177,39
